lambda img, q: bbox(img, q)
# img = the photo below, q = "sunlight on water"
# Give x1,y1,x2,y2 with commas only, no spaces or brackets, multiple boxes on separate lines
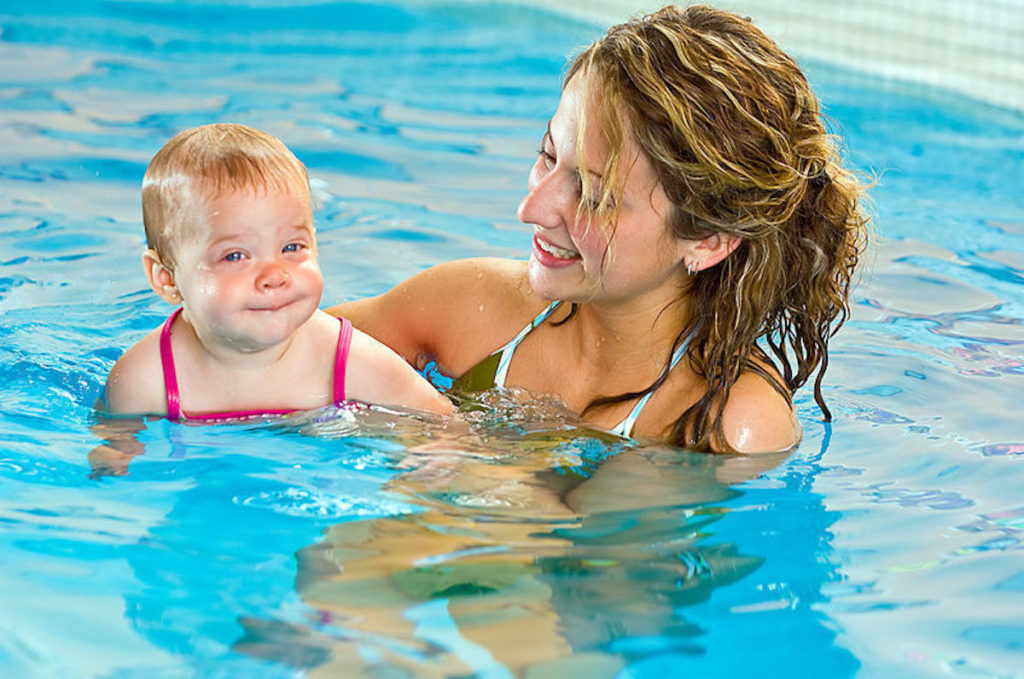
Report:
1,1,1023,678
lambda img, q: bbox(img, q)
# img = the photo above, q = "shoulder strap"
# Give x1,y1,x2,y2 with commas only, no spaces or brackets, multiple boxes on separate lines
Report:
333,317,354,404
160,308,184,422
609,329,695,439
494,300,562,388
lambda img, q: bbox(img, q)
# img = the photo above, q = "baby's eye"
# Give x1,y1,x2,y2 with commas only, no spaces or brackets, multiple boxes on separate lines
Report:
223,251,245,262
283,242,305,253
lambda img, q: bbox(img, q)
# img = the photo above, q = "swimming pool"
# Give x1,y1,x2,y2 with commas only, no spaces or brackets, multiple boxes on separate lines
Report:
2,1,1023,677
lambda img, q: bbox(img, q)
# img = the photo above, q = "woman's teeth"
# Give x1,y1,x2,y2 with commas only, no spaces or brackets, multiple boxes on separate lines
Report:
538,239,579,259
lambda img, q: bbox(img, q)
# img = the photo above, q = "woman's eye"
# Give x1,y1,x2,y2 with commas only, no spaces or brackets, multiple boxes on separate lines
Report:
578,192,605,214
579,184,615,214
537,148,555,170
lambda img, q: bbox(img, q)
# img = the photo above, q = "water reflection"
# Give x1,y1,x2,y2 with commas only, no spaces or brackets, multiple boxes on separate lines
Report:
237,422,782,676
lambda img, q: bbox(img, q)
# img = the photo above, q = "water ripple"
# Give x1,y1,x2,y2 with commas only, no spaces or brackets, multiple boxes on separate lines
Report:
234,486,413,520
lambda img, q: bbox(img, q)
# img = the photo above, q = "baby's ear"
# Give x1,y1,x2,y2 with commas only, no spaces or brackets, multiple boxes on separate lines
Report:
143,250,181,305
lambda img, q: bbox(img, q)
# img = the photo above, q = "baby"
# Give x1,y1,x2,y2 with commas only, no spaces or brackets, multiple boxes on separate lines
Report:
103,123,451,420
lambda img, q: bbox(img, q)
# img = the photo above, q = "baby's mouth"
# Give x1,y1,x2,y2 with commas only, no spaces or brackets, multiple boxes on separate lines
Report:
250,300,292,312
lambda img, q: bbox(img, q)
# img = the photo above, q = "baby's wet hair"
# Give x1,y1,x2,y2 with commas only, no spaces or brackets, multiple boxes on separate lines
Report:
141,123,310,266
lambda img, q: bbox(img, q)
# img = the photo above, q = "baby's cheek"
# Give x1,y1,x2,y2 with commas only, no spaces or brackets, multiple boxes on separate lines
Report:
299,261,325,289
300,259,323,277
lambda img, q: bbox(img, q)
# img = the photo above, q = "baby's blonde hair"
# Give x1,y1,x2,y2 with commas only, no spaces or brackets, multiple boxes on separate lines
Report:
142,123,310,266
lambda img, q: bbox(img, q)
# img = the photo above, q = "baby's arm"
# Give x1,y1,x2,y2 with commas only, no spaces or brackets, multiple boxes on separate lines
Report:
344,329,454,415
102,328,167,416
88,416,147,477
90,329,165,476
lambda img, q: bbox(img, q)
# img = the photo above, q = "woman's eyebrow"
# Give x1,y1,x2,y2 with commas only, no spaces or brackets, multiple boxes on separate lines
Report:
547,118,604,181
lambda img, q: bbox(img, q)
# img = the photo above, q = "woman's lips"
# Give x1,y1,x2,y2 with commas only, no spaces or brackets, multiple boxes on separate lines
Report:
532,234,580,268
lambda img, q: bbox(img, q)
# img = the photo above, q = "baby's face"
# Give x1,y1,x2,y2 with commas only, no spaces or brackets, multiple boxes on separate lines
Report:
170,183,323,352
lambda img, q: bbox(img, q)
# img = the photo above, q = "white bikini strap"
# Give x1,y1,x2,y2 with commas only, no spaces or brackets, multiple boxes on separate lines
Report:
610,331,694,439
494,300,563,388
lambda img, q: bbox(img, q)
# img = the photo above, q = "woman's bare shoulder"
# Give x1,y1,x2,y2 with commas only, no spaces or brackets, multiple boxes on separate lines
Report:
388,257,530,308
329,258,529,322
438,256,534,310
719,371,801,454
327,258,538,373
422,256,527,281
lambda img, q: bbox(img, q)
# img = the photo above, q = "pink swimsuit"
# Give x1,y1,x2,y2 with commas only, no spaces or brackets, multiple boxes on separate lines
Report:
160,307,353,422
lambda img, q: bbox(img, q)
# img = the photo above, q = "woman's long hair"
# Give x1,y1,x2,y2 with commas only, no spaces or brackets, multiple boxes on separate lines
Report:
569,5,870,451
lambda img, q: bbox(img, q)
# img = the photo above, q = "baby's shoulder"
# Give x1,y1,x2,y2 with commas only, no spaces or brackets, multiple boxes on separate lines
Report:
308,310,395,376
344,325,409,376
104,328,167,415
342,326,452,414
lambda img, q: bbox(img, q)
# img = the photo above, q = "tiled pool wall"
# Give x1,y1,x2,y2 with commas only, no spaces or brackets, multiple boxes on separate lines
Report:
509,0,1024,112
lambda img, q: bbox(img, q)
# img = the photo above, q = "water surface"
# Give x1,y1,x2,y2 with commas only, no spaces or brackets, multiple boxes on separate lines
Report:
1,2,1023,677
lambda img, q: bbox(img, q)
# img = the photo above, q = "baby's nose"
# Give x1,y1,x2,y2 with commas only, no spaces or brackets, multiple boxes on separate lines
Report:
257,261,289,289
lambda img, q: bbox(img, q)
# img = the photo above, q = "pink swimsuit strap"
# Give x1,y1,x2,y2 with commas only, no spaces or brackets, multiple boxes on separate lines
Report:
160,308,353,422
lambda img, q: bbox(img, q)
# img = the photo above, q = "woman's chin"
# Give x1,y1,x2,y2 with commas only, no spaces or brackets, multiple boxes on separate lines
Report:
526,257,559,299
527,256,590,301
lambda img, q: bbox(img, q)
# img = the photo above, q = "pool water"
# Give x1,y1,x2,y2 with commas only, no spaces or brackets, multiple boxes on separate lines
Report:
2,1,1023,677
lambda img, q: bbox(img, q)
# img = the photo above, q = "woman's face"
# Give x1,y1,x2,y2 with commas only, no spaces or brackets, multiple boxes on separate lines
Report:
519,73,690,307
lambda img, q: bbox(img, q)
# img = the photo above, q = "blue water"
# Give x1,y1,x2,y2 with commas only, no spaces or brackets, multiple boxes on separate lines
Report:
2,2,1023,677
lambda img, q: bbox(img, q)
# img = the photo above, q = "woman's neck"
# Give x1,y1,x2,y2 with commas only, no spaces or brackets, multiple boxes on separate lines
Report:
559,283,693,388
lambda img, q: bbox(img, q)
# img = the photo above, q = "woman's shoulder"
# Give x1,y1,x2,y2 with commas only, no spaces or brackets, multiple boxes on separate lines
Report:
330,257,531,321
409,257,530,301
719,370,801,454
409,258,544,373
328,258,543,376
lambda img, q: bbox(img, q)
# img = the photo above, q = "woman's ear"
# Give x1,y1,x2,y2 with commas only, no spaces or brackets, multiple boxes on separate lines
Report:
681,232,741,274
143,250,181,305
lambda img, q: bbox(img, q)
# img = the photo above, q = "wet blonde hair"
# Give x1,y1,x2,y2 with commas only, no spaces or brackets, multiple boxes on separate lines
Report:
142,123,310,266
569,5,870,451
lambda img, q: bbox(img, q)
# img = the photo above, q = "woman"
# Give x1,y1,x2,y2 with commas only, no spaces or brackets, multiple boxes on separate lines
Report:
329,5,869,453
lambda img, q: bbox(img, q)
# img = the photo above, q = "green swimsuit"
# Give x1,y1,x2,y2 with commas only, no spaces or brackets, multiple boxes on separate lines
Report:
453,301,694,439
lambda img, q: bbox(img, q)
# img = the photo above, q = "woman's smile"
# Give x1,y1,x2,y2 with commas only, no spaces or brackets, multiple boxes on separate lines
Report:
532,233,581,267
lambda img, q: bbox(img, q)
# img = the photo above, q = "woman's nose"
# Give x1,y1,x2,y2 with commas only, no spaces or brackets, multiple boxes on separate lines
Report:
517,165,571,230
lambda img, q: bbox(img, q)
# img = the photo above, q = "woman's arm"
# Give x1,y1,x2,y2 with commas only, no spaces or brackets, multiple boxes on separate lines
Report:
327,257,537,378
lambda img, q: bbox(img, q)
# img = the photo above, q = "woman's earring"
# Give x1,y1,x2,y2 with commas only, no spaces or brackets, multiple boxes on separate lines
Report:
686,260,699,276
